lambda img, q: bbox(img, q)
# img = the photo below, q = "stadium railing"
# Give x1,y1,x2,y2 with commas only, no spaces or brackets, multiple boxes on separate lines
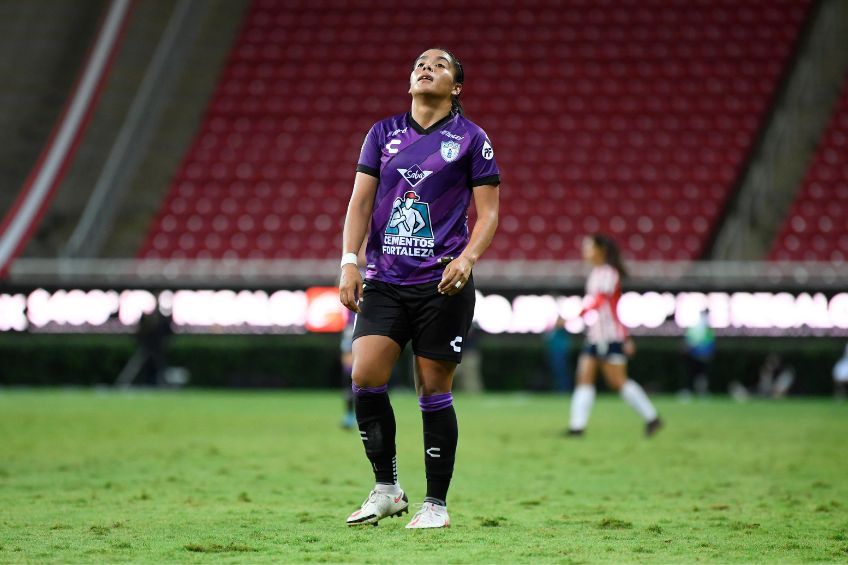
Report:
5,258,847,291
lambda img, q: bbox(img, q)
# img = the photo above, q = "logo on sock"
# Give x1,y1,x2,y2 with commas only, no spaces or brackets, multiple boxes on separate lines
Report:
425,447,441,458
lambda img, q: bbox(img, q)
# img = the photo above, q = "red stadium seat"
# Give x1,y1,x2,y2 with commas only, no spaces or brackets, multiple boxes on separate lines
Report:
139,0,810,261
770,77,848,261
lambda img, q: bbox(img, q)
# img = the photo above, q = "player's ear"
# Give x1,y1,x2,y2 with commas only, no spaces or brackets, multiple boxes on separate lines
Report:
452,83,462,97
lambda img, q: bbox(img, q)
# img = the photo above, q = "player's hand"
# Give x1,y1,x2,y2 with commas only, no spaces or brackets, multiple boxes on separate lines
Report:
623,338,636,357
339,265,363,313
438,256,473,296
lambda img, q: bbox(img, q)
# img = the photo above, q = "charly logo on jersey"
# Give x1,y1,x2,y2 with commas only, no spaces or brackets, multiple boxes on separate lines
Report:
383,190,435,258
397,164,433,188
440,140,461,162
384,127,408,154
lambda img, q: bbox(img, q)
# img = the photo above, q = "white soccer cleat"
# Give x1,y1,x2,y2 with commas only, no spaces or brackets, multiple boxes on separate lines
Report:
405,502,450,529
346,489,409,526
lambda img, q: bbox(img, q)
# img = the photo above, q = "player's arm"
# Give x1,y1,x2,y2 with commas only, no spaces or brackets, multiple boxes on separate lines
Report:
340,172,378,313
438,184,499,295
579,293,609,316
579,268,618,316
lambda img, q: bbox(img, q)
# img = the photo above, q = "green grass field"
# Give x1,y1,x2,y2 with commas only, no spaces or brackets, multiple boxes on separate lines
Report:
0,390,846,564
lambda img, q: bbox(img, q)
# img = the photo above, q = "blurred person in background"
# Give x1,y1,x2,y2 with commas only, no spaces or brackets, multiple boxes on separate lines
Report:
116,296,174,387
567,234,662,437
832,343,848,400
679,308,715,399
729,353,795,401
338,48,500,528
757,353,795,398
340,312,356,429
545,316,573,392
453,322,483,393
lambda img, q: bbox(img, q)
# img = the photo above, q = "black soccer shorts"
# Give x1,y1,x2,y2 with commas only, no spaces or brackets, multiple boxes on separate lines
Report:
583,341,627,365
352,276,476,363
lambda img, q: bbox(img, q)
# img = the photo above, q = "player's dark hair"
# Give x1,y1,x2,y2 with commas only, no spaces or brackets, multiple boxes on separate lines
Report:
591,233,628,278
415,48,464,115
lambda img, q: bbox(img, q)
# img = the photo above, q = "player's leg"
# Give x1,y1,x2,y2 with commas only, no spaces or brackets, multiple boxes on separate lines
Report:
600,357,662,437
568,352,599,435
351,335,401,486
346,281,411,526
346,335,409,525
410,355,456,529
404,277,474,529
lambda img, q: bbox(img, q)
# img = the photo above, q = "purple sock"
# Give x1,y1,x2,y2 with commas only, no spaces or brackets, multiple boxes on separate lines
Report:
352,382,388,396
419,392,453,412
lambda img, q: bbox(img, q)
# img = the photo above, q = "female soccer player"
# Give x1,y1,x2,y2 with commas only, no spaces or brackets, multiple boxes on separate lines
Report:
339,48,500,528
567,234,663,437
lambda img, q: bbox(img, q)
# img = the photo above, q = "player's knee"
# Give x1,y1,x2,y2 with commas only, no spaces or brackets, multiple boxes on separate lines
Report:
418,382,451,397
351,372,383,388
351,364,391,388
576,371,596,386
607,376,627,391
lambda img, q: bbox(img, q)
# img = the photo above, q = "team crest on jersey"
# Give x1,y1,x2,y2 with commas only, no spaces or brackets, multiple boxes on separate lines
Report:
440,140,461,162
397,164,433,188
383,190,436,258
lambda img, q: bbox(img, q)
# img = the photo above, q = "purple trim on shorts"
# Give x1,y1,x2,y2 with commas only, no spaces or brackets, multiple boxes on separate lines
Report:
419,392,453,412
351,382,388,396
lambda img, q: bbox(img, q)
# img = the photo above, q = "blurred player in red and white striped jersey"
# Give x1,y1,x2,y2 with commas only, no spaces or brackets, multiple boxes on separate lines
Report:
567,234,662,437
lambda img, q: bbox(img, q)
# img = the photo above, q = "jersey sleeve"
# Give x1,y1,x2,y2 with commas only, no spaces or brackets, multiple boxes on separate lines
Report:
355,124,381,178
469,129,501,187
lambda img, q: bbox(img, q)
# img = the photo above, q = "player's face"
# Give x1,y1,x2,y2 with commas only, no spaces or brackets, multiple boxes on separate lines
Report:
582,237,602,264
409,49,461,100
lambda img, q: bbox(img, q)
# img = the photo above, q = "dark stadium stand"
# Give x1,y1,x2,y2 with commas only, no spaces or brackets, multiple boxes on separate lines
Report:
139,0,810,261
770,77,848,261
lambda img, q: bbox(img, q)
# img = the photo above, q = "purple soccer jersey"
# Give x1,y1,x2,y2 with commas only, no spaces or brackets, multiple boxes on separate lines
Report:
356,111,501,285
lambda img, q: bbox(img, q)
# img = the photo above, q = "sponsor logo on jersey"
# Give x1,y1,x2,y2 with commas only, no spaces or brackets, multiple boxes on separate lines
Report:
440,140,461,162
397,164,434,187
383,190,435,258
482,140,494,160
440,130,464,141
385,139,401,154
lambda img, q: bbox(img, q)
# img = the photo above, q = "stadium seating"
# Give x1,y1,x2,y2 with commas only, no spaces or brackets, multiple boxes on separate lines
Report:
139,0,810,261
770,77,848,262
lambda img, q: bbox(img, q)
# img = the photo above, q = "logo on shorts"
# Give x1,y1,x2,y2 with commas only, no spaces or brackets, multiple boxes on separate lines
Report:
450,336,463,353
397,164,433,187
440,140,461,162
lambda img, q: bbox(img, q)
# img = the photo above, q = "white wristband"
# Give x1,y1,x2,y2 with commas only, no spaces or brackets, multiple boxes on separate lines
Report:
340,252,358,268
